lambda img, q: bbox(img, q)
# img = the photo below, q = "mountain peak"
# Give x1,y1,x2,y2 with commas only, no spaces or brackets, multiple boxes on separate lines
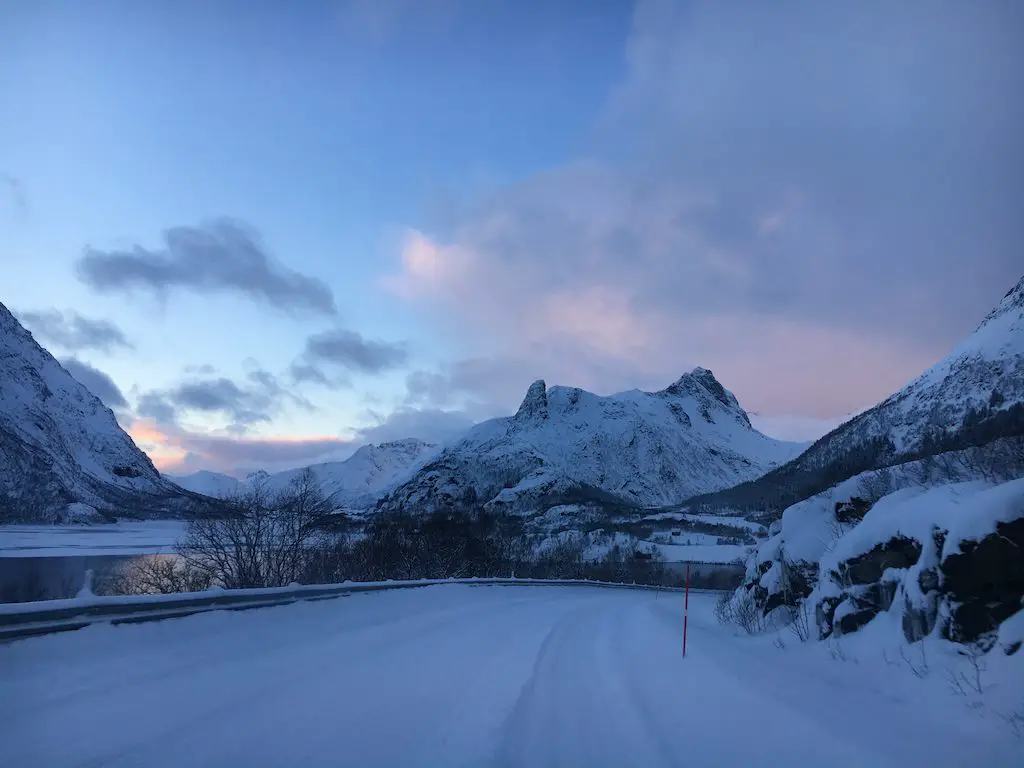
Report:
515,379,549,421
663,367,726,403
0,300,186,520
658,367,751,427
979,274,1024,329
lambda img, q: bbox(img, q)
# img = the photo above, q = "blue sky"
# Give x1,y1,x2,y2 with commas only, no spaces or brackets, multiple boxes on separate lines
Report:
2,1,1022,474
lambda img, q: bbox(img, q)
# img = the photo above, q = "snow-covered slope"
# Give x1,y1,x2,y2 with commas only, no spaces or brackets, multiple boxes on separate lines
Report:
380,369,803,516
170,439,440,509
0,302,188,520
695,275,1024,512
167,470,241,498
265,438,439,508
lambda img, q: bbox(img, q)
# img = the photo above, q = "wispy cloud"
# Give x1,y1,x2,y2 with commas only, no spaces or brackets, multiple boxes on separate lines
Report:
332,0,462,46
137,367,314,434
300,328,408,375
60,357,128,410
1,173,27,218
128,418,353,475
76,218,338,317
17,309,133,353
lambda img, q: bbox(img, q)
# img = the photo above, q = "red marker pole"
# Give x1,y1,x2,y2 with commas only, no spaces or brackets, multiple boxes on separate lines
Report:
683,562,690,658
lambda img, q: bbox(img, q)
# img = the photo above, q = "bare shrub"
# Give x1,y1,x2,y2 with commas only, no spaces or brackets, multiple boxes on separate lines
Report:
715,588,764,634
787,601,812,643
861,467,894,504
180,468,333,590
108,555,213,595
900,643,929,678
946,641,988,696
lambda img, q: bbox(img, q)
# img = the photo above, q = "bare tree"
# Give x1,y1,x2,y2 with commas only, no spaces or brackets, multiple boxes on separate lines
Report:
180,469,334,589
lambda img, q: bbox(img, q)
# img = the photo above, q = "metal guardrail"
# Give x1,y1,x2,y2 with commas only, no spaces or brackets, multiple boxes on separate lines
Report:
0,578,709,643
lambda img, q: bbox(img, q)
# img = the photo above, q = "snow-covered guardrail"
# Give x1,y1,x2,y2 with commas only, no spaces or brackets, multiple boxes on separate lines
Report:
0,578,712,642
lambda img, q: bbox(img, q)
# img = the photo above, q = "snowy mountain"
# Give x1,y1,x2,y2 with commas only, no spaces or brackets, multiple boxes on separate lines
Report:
265,438,439,508
167,470,241,498
0,302,190,521
379,369,804,517
692,275,1024,512
170,438,439,509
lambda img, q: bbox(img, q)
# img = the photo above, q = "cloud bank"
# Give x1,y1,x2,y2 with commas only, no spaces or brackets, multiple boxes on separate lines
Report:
384,0,1023,426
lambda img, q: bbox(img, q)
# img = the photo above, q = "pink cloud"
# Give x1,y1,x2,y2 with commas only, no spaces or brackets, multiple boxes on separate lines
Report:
376,1,1019,425
127,418,353,476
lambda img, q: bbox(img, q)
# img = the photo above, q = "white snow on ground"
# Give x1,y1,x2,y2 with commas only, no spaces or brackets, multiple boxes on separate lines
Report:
2,585,1019,766
0,521,185,557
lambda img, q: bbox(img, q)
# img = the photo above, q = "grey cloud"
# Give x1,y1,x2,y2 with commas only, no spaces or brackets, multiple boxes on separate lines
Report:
355,406,477,446
137,392,178,423
138,367,312,432
60,358,128,410
596,0,1024,343
404,370,456,407
396,1,1022,418
137,421,354,475
176,433,353,469
18,309,133,353
76,218,337,316
303,328,408,374
246,368,316,412
334,0,461,46
289,362,351,390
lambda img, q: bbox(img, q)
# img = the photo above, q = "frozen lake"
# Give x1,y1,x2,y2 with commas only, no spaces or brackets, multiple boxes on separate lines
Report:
0,521,185,558
0,521,185,602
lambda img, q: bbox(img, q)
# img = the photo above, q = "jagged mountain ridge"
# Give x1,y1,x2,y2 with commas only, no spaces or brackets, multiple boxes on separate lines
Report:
0,302,190,520
171,438,440,508
688,275,1024,513
378,368,805,516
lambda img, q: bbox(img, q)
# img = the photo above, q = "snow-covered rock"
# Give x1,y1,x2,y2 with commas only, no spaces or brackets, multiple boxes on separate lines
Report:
379,368,804,517
740,456,1024,647
0,302,189,521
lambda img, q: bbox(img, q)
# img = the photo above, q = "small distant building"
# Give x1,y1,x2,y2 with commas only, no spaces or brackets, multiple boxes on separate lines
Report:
671,530,681,537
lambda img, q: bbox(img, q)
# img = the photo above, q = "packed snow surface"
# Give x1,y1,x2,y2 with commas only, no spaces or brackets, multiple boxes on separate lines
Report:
1,585,1018,766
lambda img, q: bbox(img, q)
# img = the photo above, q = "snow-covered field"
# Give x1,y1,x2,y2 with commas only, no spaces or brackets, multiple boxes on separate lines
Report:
0,521,185,557
2,585,1019,766
651,542,749,563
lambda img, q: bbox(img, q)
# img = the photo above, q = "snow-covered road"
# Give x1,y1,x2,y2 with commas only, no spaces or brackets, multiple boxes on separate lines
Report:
1,585,1018,766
